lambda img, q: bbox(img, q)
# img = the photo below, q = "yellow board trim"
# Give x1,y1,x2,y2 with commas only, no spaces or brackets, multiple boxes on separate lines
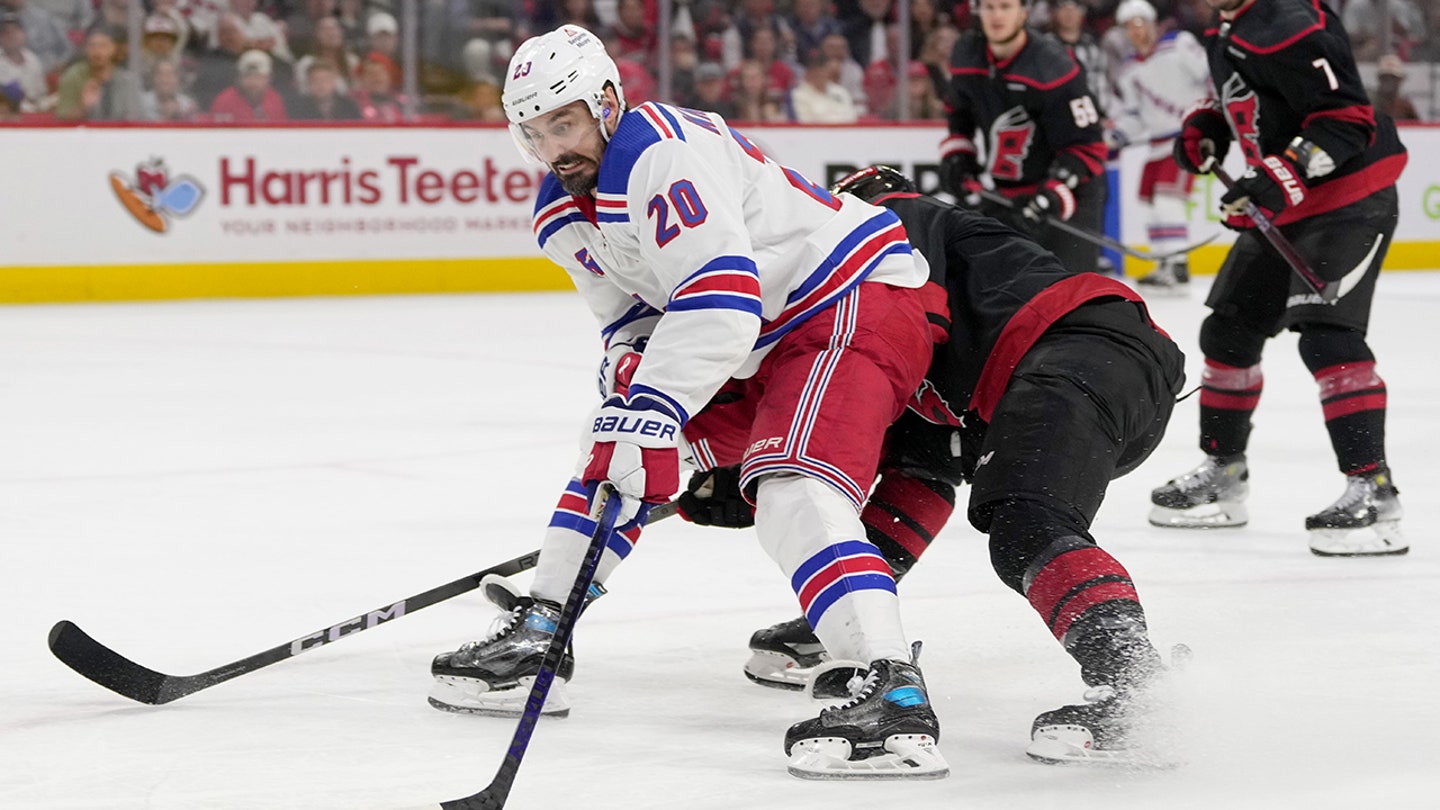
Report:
1123,240,1440,278
0,257,573,304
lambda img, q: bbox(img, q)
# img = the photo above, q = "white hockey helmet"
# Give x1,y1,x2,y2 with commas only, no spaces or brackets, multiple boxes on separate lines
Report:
503,26,625,163
1115,0,1158,26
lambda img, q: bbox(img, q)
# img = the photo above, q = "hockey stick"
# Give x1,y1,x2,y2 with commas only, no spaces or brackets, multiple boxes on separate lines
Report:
975,188,1215,262
440,485,623,810
1208,164,1336,302
49,500,679,705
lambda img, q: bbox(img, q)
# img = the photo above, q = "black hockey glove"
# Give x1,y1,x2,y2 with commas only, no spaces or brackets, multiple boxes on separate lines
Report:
1017,177,1077,226
1219,154,1308,229
1175,99,1230,175
939,150,983,207
676,466,755,528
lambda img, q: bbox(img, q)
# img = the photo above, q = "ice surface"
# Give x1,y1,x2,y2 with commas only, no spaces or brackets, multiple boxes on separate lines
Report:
3,274,1438,809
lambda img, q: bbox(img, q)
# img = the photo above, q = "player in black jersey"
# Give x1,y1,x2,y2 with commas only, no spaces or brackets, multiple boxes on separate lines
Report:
1151,0,1408,557
939,0,1110,275
686,166,1188,766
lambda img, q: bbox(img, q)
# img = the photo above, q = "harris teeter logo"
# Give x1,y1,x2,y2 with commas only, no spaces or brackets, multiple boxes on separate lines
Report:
110,158,205,234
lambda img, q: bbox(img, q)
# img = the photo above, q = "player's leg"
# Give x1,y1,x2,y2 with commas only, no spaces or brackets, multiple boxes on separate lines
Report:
1150,230,1285,528
743,283,947,778
1136,157,1195,293
1279,187,1405,556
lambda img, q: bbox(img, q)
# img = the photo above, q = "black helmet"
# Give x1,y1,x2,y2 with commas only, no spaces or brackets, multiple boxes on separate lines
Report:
830,165,916,203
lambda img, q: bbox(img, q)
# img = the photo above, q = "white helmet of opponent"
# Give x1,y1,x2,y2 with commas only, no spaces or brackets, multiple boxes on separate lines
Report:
1115,0,1157,25
502,26,625,163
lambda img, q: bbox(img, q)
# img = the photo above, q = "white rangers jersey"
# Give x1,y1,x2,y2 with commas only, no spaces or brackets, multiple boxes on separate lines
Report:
531,101,926,427
1112,30,1212,161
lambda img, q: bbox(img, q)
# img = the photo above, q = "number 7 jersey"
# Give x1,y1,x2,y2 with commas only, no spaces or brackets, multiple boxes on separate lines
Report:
530,101,926,427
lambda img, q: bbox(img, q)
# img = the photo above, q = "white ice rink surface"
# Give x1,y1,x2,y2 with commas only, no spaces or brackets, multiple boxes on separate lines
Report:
3,273,1439,810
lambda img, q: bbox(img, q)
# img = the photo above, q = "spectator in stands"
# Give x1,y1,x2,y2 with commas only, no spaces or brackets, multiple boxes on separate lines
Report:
454,75,503,120
140,14,185,84
365,11,400,78
906,0,946,60
790,0,843,72
451,0,519,83
1374,53,1420,121
1048,0,1111,115
0,0,72,74
791,48,859,122
687,60,736,118
175,0,228,49
209,47,287,121
55,26,141,120
0,77,21,119
844,0,894,68
146,0,191,54
1411,3,1440,62
669,32,701,104
820,30,867,115
282,0,335,59
744,24,796,103
917,24,957,107
720,0,794,70
0,10,48,111
1343,0,1426,61
336,0,369,51
556,0,604,30
217,0,293,64
732,57,787,121
860,57,895,120
353,50,405,121
611,0,657,67
887,58,944,119
141,57,198,120
290,55,361,119
295,16,357,95
190,12,248,108
31,0,89,39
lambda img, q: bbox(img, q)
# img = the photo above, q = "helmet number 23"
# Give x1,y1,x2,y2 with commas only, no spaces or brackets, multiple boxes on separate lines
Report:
647,180,708,247
513,61,531,79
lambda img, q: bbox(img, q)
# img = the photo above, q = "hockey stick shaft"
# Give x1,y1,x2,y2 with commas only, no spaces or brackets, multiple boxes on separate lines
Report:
441,486,624,810
49,501,678,705
976,188,1213,262
1209,164,1333,301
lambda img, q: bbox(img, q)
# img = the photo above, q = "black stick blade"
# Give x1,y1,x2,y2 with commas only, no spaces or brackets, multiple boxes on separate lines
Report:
49,620,170,705
440,790,506,809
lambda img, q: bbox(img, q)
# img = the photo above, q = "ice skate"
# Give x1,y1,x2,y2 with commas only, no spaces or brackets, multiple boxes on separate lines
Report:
429,575,575,717
1149,454,1249,528
785,652,948,780
744,616,830,690
1135,258,1190,297
1306,468,1407,557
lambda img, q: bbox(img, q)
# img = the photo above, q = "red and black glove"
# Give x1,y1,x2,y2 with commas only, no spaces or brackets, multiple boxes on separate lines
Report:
1219,154,1309,229
1174,99,1231,175
1017,177,1077,226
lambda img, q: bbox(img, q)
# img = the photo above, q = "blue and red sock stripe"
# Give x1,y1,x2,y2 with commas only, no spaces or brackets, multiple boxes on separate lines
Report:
791,540,897,628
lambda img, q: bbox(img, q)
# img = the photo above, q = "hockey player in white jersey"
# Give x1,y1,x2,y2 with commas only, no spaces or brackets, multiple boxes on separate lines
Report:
428,25,948,780
1108,0,1211,293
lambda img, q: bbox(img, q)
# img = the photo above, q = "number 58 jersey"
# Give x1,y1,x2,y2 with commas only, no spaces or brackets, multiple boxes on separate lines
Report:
531,101,926,426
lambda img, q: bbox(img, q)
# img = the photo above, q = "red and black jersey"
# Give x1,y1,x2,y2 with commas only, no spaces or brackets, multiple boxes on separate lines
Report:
874,192,1146,425
1206,0,1406,225
943,30,1108,196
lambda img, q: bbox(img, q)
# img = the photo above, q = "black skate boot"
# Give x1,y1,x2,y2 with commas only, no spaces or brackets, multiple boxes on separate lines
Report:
743,615,830,690
1136,258,1189,296
1306,467,1406,557
785,653,948,780
429,575,576,717
1148,454,1249,528
1028,636,1184,768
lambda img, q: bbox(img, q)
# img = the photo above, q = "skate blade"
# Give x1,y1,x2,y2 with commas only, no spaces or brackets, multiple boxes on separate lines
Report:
1309,521,1408,557
1027,727,1182,769
428,675,571,718
787,735,949,780
743,650,820,691
1148,501,1247,529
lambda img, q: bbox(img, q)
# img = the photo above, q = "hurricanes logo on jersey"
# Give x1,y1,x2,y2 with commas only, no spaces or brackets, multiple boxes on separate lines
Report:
988,107,1035,182
1220,73,1262,163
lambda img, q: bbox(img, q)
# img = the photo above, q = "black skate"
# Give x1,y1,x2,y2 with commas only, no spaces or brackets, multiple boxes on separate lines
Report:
743,616,830,690
1148,454,1249,528
1306,468,1407,557
785,654,948,780
1135,258,1190,297
429,575,576,717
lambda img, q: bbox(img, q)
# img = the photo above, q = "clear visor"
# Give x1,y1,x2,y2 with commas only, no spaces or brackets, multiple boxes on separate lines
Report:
507,109,604,167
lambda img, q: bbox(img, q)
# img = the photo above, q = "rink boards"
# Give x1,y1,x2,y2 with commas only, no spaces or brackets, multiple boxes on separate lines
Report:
1,122,1437,303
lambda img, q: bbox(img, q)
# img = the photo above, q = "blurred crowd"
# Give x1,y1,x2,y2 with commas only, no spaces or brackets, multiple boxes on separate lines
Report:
0,0,1432,124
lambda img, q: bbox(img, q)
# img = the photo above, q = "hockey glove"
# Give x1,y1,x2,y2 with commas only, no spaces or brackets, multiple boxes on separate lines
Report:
1174,99,1230,175
939,141,983,206
583,395,683,519
677,466,754,528
1218,154,1308,229
596,337,647,398
1018,177,1077,226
